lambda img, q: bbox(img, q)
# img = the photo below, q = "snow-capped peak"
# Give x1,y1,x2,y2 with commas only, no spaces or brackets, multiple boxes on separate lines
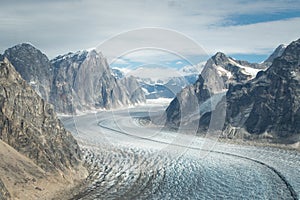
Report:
228,57,260,78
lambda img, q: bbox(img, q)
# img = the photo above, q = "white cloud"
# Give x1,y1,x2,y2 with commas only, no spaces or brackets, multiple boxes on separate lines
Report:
127,66,182,81
110,49,192,65
96,28,208,66
111,58,129,65
0,0,299,60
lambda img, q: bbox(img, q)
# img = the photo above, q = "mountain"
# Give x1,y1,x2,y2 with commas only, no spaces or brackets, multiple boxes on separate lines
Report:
202,52,264,92
51,50,145,112
52,50,128,112
118,76,146,104
219,39,300,143
264,44,286,64
165,52,262,128
166,75,211,128
3,43,53,102
2,44,145,114
113,66,201,99
107,68,146,103
0,58,87,199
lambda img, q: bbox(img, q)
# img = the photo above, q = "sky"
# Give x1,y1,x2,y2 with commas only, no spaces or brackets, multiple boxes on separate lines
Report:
1,0,300,69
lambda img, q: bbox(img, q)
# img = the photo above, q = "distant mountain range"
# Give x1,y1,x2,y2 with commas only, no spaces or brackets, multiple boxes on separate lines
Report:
1,43,145,114
165,39,300,146
111,46,286,100
111,63,204,99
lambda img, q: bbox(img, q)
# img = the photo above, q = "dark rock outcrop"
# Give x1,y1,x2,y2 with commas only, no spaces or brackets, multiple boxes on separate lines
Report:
0,58,81,171
3,43,53,102
0,180,10,200
166,76,211,128
264,44,286,64
221,39,300,142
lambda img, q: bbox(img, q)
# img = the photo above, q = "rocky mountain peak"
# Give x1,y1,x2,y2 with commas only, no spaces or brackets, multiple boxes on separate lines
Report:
264,44,287,63
220,38,300,142
87,49,104,58
211,52,230,64
201,51,261,94
50,49,145,113
3,43,52,101
164,43,292,133
51,50,88,67
263,39,300,81
7,42,38,52
2,44,145,114
278,39,300,64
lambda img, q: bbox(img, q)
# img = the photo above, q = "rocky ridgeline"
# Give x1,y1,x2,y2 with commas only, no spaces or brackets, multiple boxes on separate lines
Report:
119,76,146,104
0,58,86,198
165,40,300,144
3,44,145,114
221,39,300,143
263,44,286,65
0,57,82,171
3,43,53,102
165,51,267,128
166,76,211,128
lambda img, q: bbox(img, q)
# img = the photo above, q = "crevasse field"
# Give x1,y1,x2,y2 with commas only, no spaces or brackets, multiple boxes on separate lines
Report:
62,101,300,200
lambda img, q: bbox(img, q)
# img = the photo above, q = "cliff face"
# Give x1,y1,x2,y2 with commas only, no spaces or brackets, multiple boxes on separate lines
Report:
0,58,81,171
222,39,300,142
165,52,261,128
51,50,145,113
119,76,146,104
0,58,88,199
3,43,53,102
201,52,259,93
3,44,145,114
166,76,211,128
264,44,286,64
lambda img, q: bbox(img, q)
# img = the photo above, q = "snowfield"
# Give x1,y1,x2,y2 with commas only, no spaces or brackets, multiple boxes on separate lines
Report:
62,102,300,200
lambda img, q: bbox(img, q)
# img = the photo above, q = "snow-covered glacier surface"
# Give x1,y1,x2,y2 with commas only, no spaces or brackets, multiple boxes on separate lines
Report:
62,104,300,200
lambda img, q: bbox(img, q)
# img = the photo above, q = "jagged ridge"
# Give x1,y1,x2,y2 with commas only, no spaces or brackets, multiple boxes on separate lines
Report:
165,51,263,129
221,38,300,142
2,44,145,114
0,58,81,171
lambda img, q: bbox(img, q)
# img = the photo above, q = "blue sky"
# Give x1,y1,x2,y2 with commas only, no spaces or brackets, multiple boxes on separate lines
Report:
0,0,300,69
223,9,300,26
